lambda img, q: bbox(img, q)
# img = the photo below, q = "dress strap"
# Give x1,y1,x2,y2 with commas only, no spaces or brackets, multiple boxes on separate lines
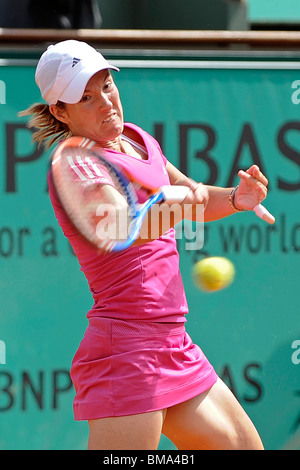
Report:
121,134,147,156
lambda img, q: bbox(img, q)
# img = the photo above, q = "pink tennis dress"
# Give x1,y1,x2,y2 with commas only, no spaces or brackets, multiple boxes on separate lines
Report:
47,123,218,420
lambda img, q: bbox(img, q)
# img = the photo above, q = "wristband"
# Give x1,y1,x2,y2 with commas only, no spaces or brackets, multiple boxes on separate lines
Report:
229,186,247,212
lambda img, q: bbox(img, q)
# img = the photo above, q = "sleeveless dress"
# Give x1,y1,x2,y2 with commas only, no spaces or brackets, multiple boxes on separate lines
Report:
47,123,218,419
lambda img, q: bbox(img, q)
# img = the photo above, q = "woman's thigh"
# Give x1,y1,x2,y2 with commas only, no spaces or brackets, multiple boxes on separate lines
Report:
162,378,264,450
88,409,166,450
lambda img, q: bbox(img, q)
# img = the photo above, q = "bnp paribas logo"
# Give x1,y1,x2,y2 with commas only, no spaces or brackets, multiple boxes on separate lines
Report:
0,80,6,104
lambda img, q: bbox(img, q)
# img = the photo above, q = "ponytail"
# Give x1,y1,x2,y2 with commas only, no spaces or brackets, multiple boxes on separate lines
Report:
19,102,72,149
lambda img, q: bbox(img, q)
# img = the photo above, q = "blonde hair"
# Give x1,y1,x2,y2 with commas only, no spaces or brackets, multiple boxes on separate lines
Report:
19,102,72,149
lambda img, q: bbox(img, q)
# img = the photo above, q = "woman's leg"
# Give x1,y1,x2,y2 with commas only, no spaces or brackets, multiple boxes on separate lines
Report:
88,409,166,450
162,378,264,450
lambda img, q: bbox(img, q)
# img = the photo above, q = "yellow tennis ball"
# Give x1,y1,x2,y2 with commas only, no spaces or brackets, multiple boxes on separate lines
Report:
193,257,235,292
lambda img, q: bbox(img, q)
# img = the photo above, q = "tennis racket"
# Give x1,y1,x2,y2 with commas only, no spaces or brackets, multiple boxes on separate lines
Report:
51,136,190,253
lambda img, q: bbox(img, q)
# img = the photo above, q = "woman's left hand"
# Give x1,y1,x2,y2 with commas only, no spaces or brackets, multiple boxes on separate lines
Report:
234,165,269,211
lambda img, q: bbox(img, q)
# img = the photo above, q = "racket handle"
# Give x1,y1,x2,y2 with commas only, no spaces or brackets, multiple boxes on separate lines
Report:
161,185,190,203
253,204,275,224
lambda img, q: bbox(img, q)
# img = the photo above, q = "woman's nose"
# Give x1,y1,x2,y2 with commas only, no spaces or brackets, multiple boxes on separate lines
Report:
99,92,113,110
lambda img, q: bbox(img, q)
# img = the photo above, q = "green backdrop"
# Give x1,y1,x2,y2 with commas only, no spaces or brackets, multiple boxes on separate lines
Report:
248,0,300,22
0,56,299,450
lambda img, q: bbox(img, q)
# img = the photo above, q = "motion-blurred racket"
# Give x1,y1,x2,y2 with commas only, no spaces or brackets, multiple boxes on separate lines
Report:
51,136,190,252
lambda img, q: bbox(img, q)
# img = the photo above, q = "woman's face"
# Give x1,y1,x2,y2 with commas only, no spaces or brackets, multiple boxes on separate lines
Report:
52,70,124,145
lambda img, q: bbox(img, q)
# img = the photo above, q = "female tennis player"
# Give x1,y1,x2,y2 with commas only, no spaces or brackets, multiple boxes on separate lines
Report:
20,40,269,450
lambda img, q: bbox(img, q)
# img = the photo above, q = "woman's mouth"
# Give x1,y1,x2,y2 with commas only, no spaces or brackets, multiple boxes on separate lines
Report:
102,113,117,124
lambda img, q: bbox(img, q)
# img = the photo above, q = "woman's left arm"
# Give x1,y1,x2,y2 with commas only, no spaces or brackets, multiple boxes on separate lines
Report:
166,161,272,223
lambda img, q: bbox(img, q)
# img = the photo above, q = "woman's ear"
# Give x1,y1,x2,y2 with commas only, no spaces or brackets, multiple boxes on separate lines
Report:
49,103,69,125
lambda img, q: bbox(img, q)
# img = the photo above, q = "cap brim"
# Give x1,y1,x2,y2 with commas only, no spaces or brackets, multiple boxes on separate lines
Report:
59,62,119,104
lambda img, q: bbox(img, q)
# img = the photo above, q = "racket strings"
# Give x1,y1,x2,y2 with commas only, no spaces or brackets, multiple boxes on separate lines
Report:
58,147,139,250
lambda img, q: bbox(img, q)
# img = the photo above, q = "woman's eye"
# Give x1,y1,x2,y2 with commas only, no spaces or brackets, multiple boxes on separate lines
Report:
80,95,90,103
104,81,112,90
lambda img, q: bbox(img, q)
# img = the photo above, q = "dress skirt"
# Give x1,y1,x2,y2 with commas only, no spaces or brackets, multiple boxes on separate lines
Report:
70,317,218,420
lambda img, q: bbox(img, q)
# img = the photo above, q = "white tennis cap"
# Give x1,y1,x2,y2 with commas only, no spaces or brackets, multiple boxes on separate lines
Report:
35,40,119,105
